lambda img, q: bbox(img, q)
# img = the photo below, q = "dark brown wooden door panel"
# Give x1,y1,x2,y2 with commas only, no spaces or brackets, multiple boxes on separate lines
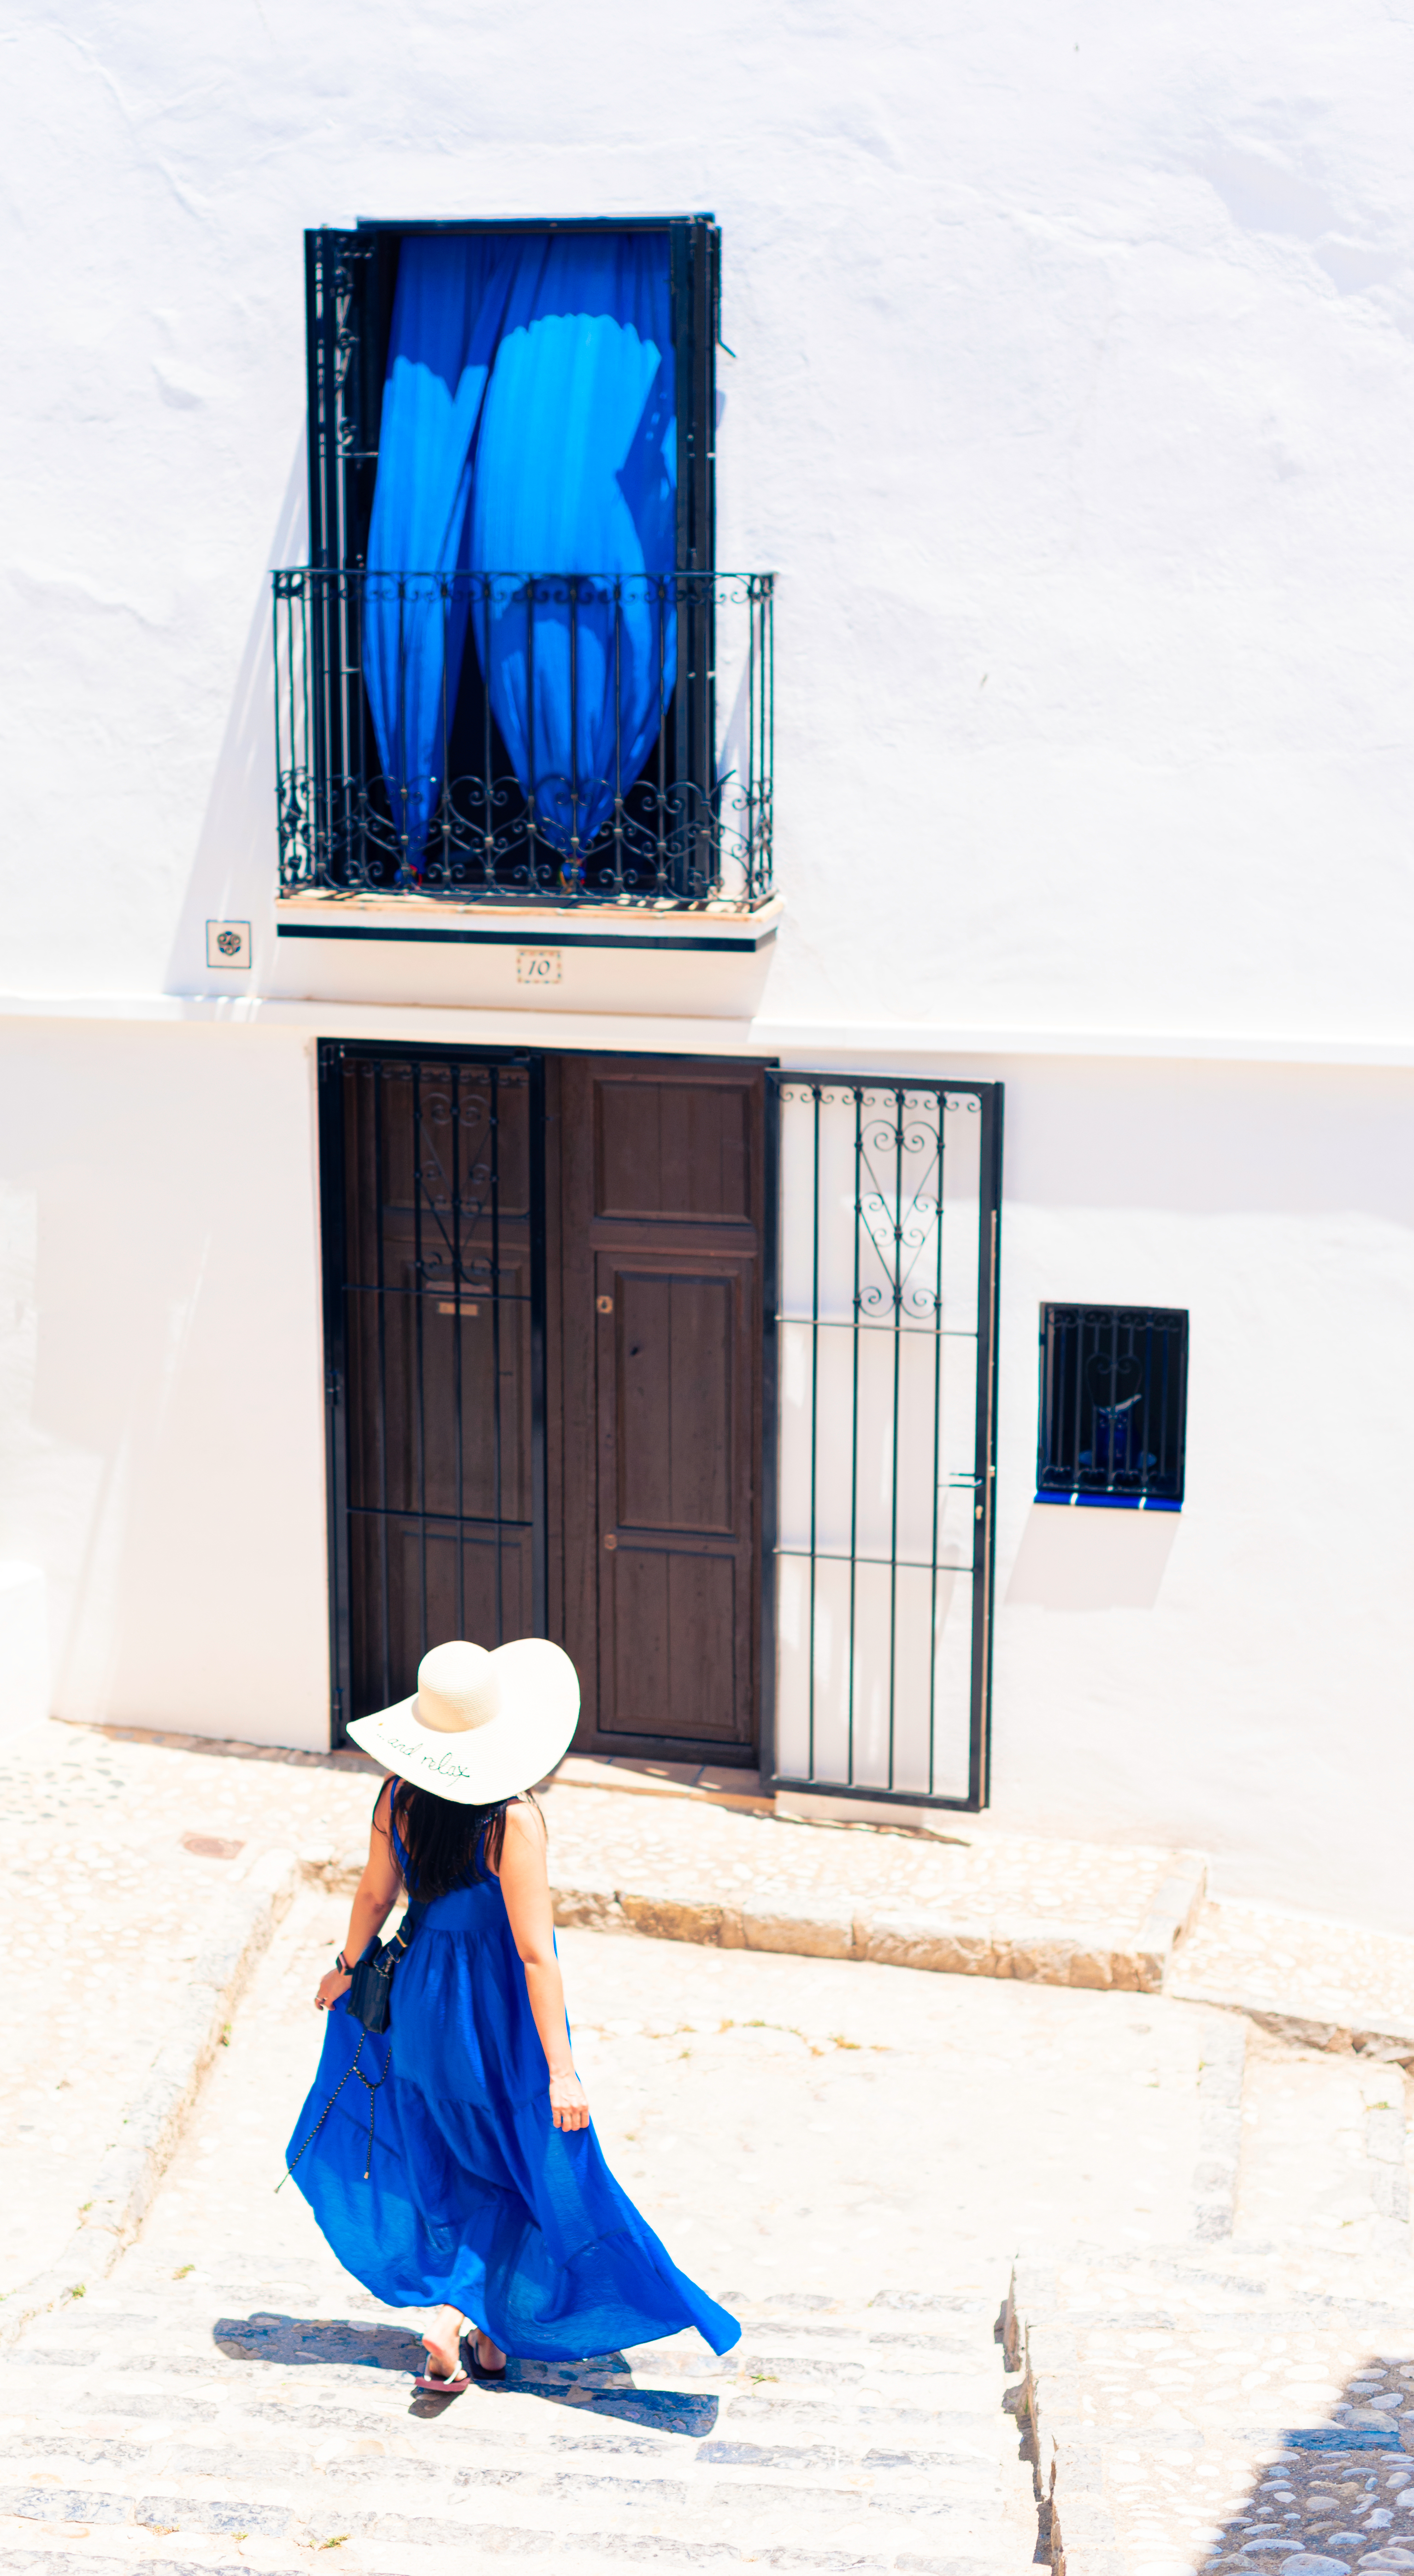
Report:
607,1547,741,1742
595,1248,754,1743
349,1518,533,1712
595,1072,755,1222
611,1265,737,1534
560,1052,765,1760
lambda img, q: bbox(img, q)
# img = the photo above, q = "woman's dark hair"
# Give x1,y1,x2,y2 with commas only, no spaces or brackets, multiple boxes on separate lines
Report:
387,1779,542,1901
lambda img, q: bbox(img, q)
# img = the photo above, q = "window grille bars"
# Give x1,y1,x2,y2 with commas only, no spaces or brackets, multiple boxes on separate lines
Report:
1036,1304,1188,1509
274,567,774,910
766,1077,1003,1813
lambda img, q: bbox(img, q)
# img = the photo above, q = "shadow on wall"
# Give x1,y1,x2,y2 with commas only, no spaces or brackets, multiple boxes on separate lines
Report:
163,432,307,998
1004,1504,1180,1610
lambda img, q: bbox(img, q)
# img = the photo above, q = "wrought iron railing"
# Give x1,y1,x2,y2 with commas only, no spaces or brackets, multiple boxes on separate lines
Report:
273,567,774,908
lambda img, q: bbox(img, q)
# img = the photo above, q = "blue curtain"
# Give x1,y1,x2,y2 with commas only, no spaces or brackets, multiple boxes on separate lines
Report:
363,232,676,877
363,239,518,870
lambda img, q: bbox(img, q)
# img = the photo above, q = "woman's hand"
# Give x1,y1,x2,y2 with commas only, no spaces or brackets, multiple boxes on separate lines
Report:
314,1968,352,2013
548,2069,589,2133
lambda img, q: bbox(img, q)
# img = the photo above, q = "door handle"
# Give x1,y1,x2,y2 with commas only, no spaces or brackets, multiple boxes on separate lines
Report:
596,1295,613,1314
603,1533,618,1551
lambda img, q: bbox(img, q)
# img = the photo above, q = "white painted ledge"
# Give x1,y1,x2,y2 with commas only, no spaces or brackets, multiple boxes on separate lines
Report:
264,889,784,1018
0,986,1413,1069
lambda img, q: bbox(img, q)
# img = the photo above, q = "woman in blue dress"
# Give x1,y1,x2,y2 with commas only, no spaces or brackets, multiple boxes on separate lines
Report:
288,1636,739,2393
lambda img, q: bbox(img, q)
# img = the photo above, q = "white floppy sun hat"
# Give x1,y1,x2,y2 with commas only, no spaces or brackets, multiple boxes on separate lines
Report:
345,1637,580,1805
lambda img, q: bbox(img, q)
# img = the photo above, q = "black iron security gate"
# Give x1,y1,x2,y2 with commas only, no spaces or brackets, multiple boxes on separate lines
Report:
765,1075,1003,1811
318,1042,546,1733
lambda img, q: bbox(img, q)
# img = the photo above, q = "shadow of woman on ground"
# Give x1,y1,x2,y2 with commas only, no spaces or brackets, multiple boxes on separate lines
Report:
212,2313,719,2433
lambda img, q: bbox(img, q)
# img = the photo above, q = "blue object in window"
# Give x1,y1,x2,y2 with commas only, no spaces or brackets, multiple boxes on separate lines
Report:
1035,1303,1188,1509
364,232,677,878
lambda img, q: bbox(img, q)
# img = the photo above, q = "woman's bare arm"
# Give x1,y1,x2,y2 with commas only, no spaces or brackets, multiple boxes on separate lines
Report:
495,1803,589,2133
313,1779,403,2012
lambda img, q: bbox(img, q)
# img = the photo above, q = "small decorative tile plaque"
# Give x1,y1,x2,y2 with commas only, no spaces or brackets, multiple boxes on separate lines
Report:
516,948,562,985
206,919,252,969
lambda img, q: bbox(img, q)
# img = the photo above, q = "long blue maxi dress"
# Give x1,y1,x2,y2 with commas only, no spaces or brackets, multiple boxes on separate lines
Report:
286,1795,739,2363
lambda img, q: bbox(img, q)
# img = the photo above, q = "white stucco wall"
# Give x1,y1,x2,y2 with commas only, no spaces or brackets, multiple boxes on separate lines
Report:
1,0,1413,1036
2,5,1413,1923
0,1018,330,1748
984,1050,1414,1929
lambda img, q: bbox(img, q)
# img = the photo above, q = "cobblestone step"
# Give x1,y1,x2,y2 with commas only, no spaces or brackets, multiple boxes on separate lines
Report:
1019,2253,1414,2576
13,1699,1414,2416
6,1739,1155,2576
1002,2009,1414,2576
0,2295,1031,2575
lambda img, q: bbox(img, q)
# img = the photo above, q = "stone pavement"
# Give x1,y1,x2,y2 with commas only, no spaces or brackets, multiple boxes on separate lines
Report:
1015,2018,1414,2576
0,1888,1143,2574
9,1719,1414,2573
0,1723,377,2308
539,1770,1205,1993
8,1717,1414,2333
1019,2241,1414,2576
1171,1904,1414,2051
536,1768,1414,2048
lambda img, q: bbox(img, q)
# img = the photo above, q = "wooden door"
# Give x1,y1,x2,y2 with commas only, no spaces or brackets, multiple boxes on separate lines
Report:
560,1055,765,1761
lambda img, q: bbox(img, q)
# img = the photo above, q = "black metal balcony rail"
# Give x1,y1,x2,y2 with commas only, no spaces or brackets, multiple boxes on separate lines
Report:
1036,1303,1189,1509
273,567,774,908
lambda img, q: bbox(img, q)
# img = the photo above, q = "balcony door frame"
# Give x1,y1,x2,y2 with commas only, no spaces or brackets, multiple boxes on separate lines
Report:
299,218,721,906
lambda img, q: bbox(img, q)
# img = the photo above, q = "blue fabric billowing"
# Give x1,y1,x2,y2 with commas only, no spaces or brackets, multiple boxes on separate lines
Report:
285,1872,739,2364
363,239,519,870
469,235,677,865
363,232,677,876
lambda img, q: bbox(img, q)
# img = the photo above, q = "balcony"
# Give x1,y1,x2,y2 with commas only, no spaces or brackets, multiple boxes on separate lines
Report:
272,567,774,914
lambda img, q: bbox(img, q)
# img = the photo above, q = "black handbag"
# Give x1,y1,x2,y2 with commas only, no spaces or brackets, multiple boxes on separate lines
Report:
347,1903,427,2034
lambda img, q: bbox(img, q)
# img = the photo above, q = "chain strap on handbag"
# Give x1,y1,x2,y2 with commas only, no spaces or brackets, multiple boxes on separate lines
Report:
278,2025,393,2188
276,1902,428,2193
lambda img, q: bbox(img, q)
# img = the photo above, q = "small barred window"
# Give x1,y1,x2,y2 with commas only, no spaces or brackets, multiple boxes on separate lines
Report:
1036,1304,1188,1510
